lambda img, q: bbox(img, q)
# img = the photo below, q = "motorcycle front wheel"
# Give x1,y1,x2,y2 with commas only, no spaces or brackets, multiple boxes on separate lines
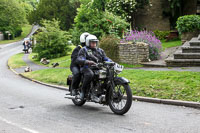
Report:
108,83,132,115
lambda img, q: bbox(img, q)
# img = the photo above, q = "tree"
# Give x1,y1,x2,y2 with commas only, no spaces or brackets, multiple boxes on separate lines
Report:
71,0,129,45
168,0,183,29
20,2,34,17
21,0,38,9
28,0,80,30
92,0,107,11
34,19,71,59
0,0,26,27
0,0,26,38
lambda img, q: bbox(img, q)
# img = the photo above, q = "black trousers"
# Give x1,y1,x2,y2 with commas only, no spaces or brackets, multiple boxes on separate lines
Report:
81,68,94,94
70,66,81,91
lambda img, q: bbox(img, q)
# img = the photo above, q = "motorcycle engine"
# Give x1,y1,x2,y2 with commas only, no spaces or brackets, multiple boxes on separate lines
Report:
99,70,107,79
91,82,103,96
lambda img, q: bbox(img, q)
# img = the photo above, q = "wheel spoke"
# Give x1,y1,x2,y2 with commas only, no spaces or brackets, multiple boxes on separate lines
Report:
111,84,128,111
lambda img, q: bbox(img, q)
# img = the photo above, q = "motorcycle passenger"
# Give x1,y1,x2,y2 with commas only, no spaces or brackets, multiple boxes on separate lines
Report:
77,35,112,100
70,32,90,96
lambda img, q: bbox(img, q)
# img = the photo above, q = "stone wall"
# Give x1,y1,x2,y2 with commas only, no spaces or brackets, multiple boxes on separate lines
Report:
118,42,149,64
181,31,200,44
133,0,198,31
134,0,170,31
183,0,197,15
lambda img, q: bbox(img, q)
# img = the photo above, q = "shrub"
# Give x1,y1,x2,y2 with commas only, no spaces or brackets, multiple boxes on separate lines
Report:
121,30,162,60
71,1,129,45
0,25,22,39
176,15,200,34
153,30,170,40
106,0,149,23
14,26,23,37
34,19,71,60
99,35,120,62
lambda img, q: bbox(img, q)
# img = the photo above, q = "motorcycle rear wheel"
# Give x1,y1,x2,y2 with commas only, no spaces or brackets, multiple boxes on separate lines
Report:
69,84,86,106
108,83,132,115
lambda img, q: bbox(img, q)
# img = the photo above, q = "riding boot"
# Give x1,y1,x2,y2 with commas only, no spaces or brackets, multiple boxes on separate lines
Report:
80,69,94,100
71,66,81,96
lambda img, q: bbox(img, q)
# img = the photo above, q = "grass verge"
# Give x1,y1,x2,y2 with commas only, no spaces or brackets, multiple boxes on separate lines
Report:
8,53,27,68
23,68,71,86
29,53,71,68
161,39,182,51
29,45,76,68
0,25,32,45
22,68,200,102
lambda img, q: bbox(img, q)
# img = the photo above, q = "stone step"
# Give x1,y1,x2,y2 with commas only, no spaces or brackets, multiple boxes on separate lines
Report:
165,57,200,67
181,42,200,53
189,38,200,46
174,49,200,59
174,53,200,59
198,35,200,40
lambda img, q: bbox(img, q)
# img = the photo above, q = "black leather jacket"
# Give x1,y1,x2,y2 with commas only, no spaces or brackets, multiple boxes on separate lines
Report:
77,46,111,67
70,45,82,68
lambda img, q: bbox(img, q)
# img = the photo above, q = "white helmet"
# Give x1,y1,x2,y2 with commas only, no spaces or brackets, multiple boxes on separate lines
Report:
80,32,90,43
86,35,99,47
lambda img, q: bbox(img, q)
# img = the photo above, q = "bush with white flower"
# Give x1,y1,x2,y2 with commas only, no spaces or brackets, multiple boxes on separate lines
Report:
106,0,149,22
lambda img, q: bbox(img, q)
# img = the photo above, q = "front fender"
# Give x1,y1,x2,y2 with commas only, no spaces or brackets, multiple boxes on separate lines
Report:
114,77,130,85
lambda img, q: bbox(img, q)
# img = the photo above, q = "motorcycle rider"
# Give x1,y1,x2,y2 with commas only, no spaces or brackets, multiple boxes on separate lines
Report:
70,32,90,96
77,35,112,100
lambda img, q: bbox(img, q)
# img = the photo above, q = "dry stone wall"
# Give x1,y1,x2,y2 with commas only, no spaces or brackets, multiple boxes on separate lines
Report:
118,42,149,64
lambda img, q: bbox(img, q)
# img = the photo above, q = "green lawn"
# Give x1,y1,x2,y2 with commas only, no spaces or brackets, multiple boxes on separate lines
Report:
161,39,182,50
23,68,200,102
29,53,71,68
8,53,27,68
23,68,71,86
119,69,200,102
29,45,75,68
0,25,32,45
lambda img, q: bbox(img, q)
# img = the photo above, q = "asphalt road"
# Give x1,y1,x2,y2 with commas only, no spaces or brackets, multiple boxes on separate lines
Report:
0,27,200,133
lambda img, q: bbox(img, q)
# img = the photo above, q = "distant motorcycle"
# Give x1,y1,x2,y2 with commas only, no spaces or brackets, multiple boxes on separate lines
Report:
66,62,132,115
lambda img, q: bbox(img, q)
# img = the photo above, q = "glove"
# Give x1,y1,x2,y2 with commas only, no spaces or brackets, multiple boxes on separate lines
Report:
85,60,96,65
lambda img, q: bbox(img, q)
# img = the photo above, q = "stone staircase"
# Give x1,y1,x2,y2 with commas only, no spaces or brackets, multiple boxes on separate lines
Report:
165,34,200,67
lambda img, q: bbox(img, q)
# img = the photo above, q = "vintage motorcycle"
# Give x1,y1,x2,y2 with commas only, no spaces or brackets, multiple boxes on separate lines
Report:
66,62,132,115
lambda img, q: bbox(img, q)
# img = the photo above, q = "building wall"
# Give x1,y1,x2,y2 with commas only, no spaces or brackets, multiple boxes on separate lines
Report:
134,0,170,31
183,0,197,15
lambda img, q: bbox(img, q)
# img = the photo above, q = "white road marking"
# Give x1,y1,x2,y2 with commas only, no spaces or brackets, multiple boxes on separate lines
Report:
0,116,40,133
